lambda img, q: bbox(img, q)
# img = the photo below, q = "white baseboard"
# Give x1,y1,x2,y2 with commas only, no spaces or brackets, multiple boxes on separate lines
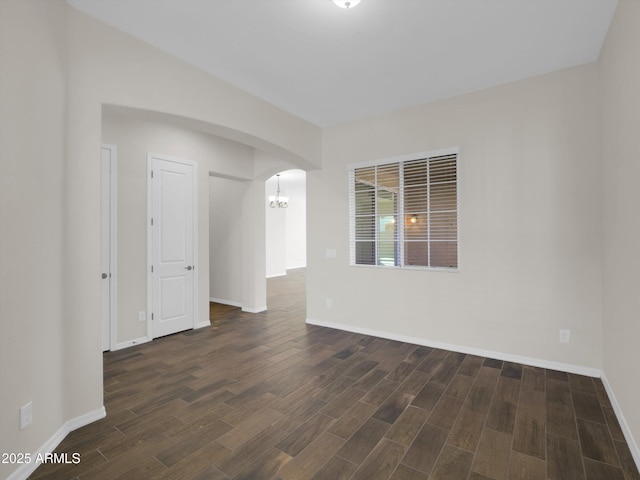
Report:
601,372,640,471
305,318,602,378
209,296,266,313
267,272,287,279
114,336,150,351
243,305,267,313
209,297,242,308
7,406,106,480
195,320,210,329
286,264,307,271
267,266,306,279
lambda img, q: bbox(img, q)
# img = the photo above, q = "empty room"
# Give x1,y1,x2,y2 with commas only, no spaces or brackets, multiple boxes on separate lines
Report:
1,0,639,479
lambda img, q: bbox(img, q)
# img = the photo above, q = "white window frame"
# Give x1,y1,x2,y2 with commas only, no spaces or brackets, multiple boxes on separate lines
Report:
348,147,460,271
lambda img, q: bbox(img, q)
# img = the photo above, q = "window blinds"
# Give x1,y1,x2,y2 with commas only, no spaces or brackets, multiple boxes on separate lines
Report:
349,151,458,270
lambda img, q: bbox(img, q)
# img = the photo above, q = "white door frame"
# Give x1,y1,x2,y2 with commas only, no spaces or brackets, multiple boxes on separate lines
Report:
101,144,118,351
146,153,199,340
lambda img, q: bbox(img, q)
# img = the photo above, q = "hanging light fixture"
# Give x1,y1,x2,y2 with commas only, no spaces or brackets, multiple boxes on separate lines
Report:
268,174,289,208
333,0,361,8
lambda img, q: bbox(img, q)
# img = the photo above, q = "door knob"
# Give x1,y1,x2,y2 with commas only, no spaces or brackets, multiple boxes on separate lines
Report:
102,273,108,279
185,265,193,270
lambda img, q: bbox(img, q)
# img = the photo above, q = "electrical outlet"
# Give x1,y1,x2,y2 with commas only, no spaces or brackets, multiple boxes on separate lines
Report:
559,329,571,343
326,298,333,308
138,311,146,322
20,402,32,430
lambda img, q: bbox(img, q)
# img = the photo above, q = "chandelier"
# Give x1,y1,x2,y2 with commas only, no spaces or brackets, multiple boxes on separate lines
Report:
268,174,289,208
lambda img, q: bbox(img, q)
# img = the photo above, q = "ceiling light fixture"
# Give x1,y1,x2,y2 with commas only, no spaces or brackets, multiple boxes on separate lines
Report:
268,174,289,208
333,0,361,8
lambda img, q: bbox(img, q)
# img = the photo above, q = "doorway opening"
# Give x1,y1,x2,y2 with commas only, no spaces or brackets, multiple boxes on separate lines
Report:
265,169,307,278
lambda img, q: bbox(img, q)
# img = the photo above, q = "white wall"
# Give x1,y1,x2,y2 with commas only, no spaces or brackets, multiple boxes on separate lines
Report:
284,170,307,270
266,169,307,277
600,0,640,464
265,169,307,277
308,63,603,373
210,176,249,306
266,182,287,277
0,2,70,479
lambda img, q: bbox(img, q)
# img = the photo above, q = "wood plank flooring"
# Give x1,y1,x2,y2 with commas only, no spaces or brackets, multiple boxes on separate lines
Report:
31,269,640,479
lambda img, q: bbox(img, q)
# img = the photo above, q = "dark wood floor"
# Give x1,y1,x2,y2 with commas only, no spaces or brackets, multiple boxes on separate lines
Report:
32,269,639,480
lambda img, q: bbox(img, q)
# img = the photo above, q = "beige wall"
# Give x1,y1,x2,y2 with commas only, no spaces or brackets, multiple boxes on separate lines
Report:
210,176,249,306
60,0,321,425
0,1,69,478
600,0,640,462
0,2,322,478
308,63,603,372
3,0,640,477
102,110,255,345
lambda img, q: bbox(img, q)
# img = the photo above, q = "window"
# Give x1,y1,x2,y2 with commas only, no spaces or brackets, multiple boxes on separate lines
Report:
349,149,458,270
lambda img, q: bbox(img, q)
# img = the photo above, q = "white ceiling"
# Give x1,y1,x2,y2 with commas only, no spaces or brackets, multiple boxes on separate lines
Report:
67,0,617,127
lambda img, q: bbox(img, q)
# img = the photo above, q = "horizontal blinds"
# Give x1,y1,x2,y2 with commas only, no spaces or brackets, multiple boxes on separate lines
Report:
428,154,457,245
404,159,428,245
349,152,458,269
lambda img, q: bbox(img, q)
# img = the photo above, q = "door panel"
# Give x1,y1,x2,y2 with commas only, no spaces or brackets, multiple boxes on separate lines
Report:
150,155,196,339
159,170,188,262
160,275,187,319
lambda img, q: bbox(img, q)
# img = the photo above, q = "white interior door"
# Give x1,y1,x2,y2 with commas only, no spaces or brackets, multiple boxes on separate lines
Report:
101,144,117,351
149,154,197,339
